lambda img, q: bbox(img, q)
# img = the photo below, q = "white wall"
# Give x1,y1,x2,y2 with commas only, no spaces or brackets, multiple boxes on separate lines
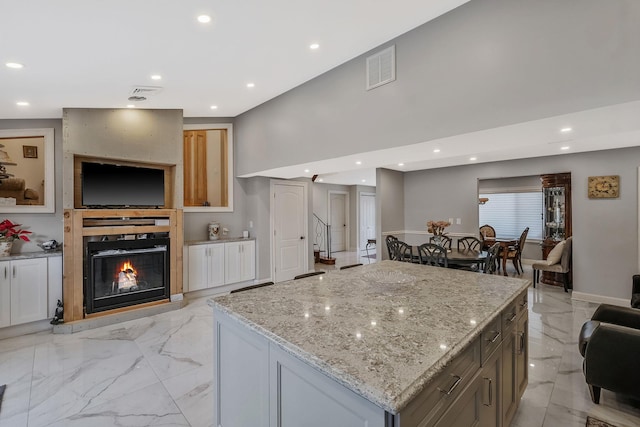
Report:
397,146,640,301
235,0,640,176
0,119,63,253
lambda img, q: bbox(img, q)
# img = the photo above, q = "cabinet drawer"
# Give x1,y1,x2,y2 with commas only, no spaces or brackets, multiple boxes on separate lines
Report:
399,338,481,427
481,316,502,364
515,290,528,317
502,301,518,333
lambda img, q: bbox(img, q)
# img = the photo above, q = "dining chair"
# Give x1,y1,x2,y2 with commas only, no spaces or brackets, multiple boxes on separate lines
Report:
479,224,496,239
483,243,501,274
505,227,529,275
429,235,452,250
392,240,416,263
417,243,448,267
532,237,572,291
457,236,482,252
385,235,398,259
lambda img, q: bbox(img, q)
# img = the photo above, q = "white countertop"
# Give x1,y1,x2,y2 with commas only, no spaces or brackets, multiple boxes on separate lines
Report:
208,260,530,413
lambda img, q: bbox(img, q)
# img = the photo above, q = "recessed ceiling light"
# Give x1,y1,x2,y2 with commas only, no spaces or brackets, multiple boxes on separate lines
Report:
398,162,404,166
150,75,162,80
246,82,255,88
309,43,320,50
318,178,323,182
560,127,573,133
6,62,24,69
304,169,310,173
355,161,362,165
469,157,477,161
210,105,218,110
127,104,135,108
197,15,211,23
16,101,29,106
560,146,570,150
361,179,366,183
433,148,441,153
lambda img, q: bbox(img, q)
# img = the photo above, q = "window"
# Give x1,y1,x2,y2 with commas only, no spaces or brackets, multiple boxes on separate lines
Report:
479,192,542,240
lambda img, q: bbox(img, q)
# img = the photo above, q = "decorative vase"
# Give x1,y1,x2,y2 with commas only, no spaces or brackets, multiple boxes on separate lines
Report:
432,236,442,246
0,241,13,257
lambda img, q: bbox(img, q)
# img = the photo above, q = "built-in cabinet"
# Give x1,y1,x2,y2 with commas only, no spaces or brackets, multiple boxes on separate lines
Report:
187,239,255,292
188,243,225,292
224,240,255,284
213,289,528,427
540,173,572,287
0,255,62,328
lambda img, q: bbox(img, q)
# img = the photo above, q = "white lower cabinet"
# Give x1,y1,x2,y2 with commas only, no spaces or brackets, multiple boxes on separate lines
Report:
188,244,225,292
224,240,255,284
187,240,255,292
213,307,384,427
0,257,48,327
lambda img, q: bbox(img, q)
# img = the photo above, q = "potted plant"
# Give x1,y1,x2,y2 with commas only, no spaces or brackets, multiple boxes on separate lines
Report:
0,219,31,256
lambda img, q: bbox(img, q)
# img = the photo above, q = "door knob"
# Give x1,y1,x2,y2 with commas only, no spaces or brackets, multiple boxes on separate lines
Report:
300,236,305,240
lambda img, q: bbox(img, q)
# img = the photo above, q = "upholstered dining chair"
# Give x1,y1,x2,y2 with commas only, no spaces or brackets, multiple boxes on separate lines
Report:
505,227,529,275
417,243,448,267
532,236,573,292
457,236,482,252
429,235,452,250
479,224,496,239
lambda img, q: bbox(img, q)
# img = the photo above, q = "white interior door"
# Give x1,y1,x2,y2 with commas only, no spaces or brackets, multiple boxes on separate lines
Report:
273,182,307,282
329,192,347,253
359,193,376,253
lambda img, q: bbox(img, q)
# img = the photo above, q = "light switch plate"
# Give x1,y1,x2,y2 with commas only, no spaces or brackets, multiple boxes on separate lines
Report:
456,218,461,225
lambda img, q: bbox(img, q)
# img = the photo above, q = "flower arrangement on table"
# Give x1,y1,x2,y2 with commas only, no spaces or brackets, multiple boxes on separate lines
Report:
426,220,451,236
0,219,31,242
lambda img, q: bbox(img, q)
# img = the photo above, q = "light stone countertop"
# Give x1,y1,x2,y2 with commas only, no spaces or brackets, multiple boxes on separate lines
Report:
0,250,62,261
208,260,530,414
185,236,255,245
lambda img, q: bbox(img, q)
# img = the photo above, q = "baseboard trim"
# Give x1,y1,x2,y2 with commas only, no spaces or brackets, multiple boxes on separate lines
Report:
571,291,630,307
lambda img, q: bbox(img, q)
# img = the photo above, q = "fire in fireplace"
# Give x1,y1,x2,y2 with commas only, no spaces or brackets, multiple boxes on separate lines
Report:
85,238,170,314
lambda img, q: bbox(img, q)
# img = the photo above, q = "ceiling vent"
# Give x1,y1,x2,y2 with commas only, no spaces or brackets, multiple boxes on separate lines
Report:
366,45,396,90
129,86,163,97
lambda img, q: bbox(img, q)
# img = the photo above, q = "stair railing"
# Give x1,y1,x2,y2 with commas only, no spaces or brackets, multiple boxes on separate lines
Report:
313,213,332,259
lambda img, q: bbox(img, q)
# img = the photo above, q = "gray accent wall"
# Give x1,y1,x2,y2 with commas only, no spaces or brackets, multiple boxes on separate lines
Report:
400,146,640,300
377,168,404,260
235,0,640,176
0,119,64,253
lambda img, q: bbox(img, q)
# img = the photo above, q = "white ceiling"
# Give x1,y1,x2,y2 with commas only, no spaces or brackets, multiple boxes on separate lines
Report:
3,0,639,186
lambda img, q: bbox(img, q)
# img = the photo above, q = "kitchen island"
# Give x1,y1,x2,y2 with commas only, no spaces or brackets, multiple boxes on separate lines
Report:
208,260,530,427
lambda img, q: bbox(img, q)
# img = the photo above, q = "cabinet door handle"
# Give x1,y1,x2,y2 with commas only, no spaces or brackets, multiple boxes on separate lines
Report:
519,299,528,308
437,374,462,396
483,377,493,406
486,331,501,343
4,266,6,279
507,312,517,323
13,265,16,278
518,332,525,354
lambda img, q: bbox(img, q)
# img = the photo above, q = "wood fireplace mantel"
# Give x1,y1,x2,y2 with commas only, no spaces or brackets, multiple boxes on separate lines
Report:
63,208,183,323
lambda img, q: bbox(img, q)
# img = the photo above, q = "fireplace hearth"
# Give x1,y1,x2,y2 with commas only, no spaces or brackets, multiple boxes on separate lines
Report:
85,238,170,314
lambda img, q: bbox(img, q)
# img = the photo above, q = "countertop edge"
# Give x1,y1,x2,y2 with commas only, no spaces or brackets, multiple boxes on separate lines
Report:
186,237,255,245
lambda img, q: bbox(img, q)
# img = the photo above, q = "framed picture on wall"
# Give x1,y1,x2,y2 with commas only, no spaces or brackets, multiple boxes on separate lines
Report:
23,145,38,158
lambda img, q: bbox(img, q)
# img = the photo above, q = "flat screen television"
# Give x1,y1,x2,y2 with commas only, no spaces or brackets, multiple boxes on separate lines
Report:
82,162,165,208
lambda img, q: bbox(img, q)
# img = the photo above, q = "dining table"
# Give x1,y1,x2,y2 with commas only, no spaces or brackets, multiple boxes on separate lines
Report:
482,236,519,276
412,245,487,270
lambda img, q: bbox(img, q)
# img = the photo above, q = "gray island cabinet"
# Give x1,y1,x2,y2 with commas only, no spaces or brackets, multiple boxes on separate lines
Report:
209,261,530,427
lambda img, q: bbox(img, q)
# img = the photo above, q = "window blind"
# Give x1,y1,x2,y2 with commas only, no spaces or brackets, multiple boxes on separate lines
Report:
479,192,542,240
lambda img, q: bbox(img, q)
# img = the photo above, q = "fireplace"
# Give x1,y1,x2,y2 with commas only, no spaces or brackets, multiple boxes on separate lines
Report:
85,238,170,314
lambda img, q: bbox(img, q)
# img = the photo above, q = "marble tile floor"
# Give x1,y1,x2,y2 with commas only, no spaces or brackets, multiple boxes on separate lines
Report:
1,266,640,426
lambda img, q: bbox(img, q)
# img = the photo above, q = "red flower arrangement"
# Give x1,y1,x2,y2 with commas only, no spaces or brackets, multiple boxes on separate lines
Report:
0,219,31,242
